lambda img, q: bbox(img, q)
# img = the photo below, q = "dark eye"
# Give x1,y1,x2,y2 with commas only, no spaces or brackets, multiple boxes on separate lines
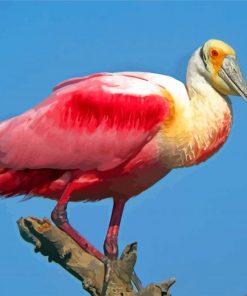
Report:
211,49,219,57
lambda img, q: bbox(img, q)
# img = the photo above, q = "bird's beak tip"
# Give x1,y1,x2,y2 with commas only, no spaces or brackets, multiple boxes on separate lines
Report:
219,55,247,100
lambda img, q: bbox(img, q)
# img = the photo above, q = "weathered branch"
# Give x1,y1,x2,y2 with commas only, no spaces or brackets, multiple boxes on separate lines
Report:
17,217,176,296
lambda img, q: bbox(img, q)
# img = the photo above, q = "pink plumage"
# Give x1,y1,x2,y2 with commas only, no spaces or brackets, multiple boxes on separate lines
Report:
0,72,170,201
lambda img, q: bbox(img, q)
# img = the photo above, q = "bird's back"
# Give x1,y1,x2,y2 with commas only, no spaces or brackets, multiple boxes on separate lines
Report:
0,72,177,200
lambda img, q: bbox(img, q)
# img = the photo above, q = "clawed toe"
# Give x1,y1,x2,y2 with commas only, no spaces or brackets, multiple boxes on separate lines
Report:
132,269,143,291
101,257,143,295
100,258,111,296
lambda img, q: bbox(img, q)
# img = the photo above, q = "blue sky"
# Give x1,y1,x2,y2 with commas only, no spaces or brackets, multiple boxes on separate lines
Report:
1,2,247,296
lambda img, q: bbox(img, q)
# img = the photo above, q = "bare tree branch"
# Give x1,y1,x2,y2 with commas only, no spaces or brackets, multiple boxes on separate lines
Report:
17,217,176,296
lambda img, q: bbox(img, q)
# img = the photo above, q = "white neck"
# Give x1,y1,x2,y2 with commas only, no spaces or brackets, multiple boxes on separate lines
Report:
186,48,219,100
186,48,232,116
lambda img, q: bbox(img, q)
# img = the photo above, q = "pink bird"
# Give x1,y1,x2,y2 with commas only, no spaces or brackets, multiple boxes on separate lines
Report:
1,39,247,292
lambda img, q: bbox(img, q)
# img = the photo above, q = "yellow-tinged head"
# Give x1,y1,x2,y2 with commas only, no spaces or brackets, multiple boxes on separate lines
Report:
202,39,235,76
199,39,247,99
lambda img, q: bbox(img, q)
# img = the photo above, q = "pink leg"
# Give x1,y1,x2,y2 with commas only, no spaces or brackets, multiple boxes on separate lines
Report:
51,183,106,262
103,198,143,291
104,198,126,260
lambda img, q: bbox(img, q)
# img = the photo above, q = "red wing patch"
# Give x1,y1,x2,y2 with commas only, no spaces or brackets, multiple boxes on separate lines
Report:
49,74,170,133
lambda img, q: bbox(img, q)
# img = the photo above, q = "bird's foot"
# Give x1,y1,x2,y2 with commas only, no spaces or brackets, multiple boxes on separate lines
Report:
100,258,143,296
100,258,112,296
102,240,143,294
104,234,118,260
132,269,143,291
101,237,117,296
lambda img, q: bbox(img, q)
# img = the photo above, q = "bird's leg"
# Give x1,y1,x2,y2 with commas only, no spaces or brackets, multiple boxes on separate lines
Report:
103,198,143,291
100,198,125,294
52,183,111,295
104,198,126,260
51,183,106,262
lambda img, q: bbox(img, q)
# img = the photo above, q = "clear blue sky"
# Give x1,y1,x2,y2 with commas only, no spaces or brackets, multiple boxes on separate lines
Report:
1,2,247,296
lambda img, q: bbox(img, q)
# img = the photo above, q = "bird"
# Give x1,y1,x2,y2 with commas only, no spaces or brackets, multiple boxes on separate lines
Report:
0,39,247,292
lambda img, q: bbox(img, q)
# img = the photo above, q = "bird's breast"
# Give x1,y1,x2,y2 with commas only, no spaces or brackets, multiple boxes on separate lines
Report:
156,94,233,168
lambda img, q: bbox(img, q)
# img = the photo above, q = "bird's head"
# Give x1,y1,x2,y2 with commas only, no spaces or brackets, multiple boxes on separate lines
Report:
198,39,247,100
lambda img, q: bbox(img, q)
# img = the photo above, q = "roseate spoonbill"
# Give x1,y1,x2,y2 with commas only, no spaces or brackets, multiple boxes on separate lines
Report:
1,39,247,292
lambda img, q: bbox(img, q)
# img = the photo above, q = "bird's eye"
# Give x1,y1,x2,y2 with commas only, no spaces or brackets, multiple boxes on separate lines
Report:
210,49,219,57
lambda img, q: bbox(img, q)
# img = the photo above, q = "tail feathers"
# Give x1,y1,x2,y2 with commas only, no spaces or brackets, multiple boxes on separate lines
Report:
0,169,20,197
0,168,66,199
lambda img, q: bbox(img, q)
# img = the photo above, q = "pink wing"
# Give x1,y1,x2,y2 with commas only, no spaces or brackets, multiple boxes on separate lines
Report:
0,73,170,171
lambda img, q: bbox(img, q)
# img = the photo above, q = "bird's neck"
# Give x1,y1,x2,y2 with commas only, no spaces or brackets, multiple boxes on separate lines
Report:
186,59,232,121
184,63,233,165
158,61,233,169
